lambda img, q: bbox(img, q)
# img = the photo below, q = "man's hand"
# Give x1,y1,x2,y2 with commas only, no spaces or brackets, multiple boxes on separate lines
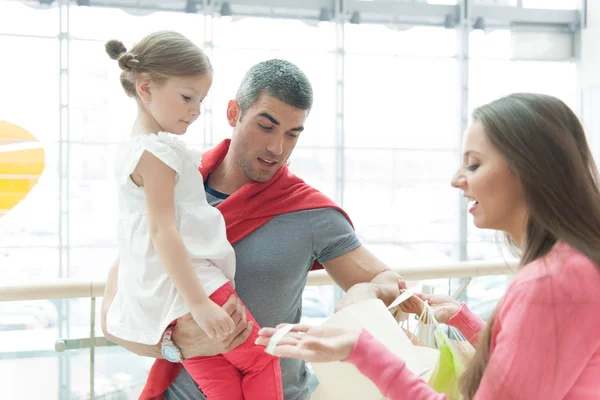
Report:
173,294,253,359
334,276,406,312
334,282,378,312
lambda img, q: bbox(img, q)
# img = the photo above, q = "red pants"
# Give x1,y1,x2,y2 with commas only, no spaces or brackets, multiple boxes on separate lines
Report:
181,282,284,400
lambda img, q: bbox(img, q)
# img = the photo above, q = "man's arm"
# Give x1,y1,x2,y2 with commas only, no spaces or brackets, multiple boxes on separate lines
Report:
101,258,253,359
101,258,163,358
322,245,402,311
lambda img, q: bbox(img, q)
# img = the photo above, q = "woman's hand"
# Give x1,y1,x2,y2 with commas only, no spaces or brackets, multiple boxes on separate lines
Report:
255,324,361,363
399,291,461,324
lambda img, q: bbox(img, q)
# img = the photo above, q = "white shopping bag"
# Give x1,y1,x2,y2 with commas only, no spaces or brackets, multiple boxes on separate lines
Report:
309,299,439,400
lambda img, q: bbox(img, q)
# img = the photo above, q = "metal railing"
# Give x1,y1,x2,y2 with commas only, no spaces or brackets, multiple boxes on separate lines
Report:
0,260,516,399
0,259,516,302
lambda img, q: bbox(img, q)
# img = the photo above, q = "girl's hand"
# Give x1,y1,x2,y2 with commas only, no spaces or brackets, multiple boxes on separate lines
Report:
190,300,236,339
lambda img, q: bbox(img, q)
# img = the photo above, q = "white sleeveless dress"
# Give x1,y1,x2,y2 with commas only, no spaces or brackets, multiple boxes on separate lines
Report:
106,132,235,345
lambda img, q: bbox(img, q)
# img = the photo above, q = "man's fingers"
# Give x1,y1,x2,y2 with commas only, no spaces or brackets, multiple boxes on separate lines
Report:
398,277,407,290
227,321,254,351
238,300,247,325
222,294,238,316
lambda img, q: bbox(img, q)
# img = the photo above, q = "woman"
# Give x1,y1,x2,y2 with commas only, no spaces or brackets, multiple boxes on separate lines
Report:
256,93,600,399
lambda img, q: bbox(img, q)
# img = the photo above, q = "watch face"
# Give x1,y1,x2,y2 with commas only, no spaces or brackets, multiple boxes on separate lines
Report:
162,345,180,362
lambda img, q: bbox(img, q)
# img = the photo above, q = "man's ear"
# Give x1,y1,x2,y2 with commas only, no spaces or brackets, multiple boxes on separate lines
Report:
226,100,241,127
136,73,153,103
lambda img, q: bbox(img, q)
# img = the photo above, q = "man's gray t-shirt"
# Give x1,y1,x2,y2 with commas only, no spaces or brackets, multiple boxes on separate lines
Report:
164,186,361,400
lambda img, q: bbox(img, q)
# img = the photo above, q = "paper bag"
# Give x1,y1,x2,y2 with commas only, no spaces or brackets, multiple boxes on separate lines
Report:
310,299,439,400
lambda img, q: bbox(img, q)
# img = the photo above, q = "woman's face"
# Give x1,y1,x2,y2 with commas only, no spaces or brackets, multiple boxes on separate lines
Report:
451,120,528,243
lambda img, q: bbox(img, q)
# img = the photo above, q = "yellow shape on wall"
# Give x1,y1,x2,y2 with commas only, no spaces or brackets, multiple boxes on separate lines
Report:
0,121,45,217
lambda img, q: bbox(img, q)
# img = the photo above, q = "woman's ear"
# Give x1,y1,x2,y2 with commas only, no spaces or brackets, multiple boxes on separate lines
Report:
136,73,153,103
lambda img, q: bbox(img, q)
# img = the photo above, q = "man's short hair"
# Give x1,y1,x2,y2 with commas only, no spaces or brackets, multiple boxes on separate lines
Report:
235,59,313,114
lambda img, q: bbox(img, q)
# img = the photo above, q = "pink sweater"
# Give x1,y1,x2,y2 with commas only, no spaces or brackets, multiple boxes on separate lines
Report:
346,242,600,399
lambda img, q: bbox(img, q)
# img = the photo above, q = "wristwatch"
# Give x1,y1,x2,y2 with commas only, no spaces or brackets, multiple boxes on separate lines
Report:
161,324,183,363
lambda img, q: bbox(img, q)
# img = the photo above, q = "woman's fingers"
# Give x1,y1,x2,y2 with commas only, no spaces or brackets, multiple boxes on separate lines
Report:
271,344,319,361
273,323,312,333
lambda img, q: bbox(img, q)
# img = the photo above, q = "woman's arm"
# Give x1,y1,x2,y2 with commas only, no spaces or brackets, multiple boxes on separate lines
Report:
446,303,487,347
346,330,447,400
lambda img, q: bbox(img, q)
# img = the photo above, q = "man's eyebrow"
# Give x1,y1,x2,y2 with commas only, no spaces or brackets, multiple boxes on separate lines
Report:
257,112,279,125
257,112,304,132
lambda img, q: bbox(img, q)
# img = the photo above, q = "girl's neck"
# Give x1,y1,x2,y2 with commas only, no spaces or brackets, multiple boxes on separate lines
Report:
131,107,162,137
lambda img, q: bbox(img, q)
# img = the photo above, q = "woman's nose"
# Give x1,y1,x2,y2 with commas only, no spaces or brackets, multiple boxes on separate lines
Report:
451,169,466,189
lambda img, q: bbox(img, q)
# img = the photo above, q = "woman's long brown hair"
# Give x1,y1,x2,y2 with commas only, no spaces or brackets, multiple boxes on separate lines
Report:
460,93,600,399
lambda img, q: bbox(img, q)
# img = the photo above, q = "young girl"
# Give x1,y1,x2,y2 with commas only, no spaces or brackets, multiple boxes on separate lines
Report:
104,31,283,400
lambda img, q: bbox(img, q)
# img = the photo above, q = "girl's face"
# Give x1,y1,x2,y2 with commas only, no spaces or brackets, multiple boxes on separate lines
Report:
142,73,212,135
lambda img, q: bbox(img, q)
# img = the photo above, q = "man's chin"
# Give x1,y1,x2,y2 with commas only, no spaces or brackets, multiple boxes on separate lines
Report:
249,168,279,183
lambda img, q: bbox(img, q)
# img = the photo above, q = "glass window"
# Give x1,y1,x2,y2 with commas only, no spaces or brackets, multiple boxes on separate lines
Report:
520,0,578,9
467,27,577,260
0,1,59,36
0,35,60,278
210,17,336,149
344,55,459,149
467,59,576,260
70,7,205,43
70,40,137,145
213,18,336,53
210,48,336,149
469,60,577,112
345,25,457,57
0,36,59,143
343,26,460,266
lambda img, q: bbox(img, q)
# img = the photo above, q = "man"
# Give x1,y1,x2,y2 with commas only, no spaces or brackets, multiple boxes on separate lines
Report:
101,59,401,400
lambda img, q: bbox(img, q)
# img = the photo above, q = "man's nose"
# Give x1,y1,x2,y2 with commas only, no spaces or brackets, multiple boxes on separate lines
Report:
266,134,284,156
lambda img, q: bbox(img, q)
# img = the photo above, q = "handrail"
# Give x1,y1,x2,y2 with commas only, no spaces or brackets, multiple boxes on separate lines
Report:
0,259,516,302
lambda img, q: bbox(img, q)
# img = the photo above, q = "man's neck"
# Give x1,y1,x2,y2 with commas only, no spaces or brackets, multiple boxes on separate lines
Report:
207,153,251,195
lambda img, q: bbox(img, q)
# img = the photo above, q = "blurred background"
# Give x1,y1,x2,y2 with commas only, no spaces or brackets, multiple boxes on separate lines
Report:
1,0,597,398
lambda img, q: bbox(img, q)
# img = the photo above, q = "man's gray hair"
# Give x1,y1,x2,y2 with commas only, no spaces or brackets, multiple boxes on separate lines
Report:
235,59,313,114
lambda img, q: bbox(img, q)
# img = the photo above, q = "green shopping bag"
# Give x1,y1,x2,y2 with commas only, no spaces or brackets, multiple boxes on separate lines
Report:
398,302,475,400
427,327,470,399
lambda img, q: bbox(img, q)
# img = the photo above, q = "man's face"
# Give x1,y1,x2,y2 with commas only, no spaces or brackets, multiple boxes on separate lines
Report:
227,94,309,183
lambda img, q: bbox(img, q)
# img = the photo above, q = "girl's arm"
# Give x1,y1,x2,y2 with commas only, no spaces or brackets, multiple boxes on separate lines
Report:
136,150,209,307
135,150,234,338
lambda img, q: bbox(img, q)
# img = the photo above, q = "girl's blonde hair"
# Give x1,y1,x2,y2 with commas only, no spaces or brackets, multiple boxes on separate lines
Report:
105,30,212,98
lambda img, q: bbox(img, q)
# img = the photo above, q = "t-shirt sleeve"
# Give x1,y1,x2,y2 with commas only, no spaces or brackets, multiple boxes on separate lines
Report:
308,208,361,264
122,135,183,180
